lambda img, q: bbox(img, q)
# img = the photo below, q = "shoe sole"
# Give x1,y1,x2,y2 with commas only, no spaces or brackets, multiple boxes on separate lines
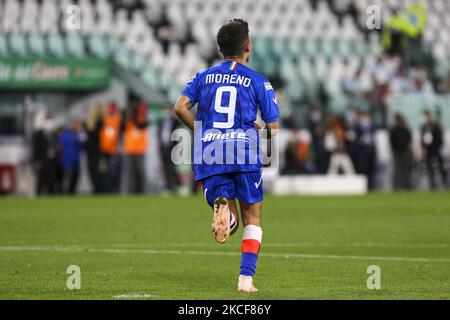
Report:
211,197,230,244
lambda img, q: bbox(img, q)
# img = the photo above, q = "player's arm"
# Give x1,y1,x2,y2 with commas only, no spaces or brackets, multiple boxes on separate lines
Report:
174,95,195,131
175,73,200,131
266,121,279,137
255,121,279,139
256,79,280,137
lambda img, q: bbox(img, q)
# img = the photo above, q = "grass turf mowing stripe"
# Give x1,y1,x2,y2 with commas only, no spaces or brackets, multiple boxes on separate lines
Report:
1,245,450,263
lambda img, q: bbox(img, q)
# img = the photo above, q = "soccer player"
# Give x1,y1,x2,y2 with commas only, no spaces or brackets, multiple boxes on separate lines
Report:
174,19,279,293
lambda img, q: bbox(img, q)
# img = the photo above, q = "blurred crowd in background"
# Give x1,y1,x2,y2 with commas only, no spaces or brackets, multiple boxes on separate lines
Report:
31,101,181,195
30,99,448,197
282,107,447,190
279,2,448,190
0,0,450,194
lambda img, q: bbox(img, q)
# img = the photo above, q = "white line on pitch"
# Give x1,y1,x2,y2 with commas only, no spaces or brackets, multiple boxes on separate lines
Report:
113,294,156,299
1,245,449,263
106,242,450,249
45,242,450,249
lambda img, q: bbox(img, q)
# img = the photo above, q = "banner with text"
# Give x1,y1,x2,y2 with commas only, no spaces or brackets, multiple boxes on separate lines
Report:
0,58,110,90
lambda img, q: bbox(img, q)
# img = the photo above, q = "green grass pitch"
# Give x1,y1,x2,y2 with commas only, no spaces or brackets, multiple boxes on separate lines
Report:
0,192,449,300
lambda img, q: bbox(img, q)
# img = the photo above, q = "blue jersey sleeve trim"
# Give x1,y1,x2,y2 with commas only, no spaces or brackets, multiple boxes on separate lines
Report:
181,90,197,105
181,73,200,105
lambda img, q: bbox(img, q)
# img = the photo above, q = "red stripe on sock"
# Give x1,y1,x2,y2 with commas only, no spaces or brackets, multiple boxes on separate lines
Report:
241,239,260,255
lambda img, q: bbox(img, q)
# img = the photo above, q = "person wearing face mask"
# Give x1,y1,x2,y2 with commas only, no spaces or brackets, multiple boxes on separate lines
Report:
31,111,58,195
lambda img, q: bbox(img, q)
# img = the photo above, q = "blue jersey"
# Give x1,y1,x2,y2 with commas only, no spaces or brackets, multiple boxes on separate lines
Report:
182,60,279,181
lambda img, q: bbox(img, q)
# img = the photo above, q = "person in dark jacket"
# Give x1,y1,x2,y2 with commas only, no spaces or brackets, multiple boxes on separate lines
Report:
84,104,103,194
356,112,377,190
282,132,302,175
308,107,329,174
390,113,413,189
421,111,448,189
31,113,58,195
158,105,181,193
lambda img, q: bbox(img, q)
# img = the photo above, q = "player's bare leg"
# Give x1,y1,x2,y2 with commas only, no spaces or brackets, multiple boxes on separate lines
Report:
211,197,239,243
240,201,261,227
237,201,262,293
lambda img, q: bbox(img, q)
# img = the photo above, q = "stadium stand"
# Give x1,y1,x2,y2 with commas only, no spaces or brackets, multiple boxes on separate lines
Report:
0,0,449,195
1,0,449,124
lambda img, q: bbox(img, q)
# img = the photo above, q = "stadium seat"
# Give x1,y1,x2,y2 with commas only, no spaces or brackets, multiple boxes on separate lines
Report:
28,33,46,57
113,42,132,71
280,58,297,83
87,34,110,58
0,0,447,116
321,39,337,59
79,0,95,34
167,85,183,104
286,83,304,101
298,57,315,83
20,0,39,32
96,1,114,34
65,32,86,58
159,71,173,91
315,55,329,81
9,32,28,56
303,38,319,59
0,34,9,56
47,33,66,58
130,52,147,73
272,38,286,57
2,0,20,32
39,0,59,33
141,67,158,89
329,94,349,113
114,9,130,39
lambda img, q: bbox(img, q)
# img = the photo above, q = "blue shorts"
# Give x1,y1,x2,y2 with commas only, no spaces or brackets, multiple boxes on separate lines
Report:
201,171,263,208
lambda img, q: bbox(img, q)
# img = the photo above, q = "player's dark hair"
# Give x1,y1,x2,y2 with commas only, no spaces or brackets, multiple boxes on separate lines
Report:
216,19,249,58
